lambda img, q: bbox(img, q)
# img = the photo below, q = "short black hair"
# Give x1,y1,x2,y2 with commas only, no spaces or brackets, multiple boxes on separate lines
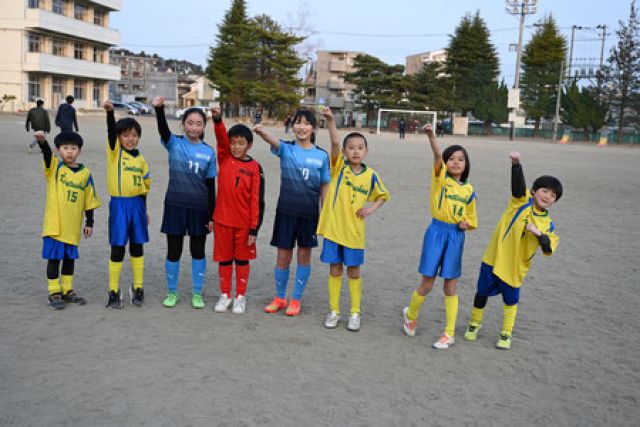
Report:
228,124,253,144
54,131,83,148
36,99,44,107
66,95,74,104
442,144,470,183
116,117,142,138
342,132,368,148
532,175,563,201
182,107,207,125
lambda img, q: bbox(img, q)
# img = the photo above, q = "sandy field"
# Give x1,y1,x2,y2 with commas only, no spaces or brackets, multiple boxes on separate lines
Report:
0,112,638,426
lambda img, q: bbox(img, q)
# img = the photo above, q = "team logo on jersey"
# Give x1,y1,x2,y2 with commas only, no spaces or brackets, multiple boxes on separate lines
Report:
305,158,323,167
195,153,211,161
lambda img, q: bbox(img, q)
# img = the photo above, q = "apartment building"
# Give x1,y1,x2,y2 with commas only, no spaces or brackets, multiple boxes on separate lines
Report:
0,0,121,110
405,49,447,75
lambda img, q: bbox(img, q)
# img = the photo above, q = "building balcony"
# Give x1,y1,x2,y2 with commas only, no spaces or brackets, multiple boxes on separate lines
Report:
91,0,122,11
329,61,347,73
328,80,345,90
327,97,345,109
25,8,120,46
24,52,121,80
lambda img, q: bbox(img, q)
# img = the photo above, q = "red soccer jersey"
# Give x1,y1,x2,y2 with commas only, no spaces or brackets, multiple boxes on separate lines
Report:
213,120,265,234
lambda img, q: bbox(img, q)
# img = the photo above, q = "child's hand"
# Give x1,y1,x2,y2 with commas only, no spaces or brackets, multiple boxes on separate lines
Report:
510,151,521,164
458,220,471,230
320,106,334,121
253,124,264,134
34,131,45,142
207,221,214,233
423,124,435,138
525,222,541,236
248,235,256,246
83,227,93,238
211,105,221,120
103,100,114,111
152,96,165,107
356,206,374,219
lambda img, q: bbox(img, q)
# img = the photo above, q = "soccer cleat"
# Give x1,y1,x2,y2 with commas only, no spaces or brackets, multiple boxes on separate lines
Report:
63,291,86,305
48,293,65,310
191,293,206,309
214,293,233,313
402,307,416,337
130,285,144,307
464,322,482,341
432,332,455,349
323,311,341,329
496,332,512,350
162,292,179,308
347,313,361,332
264,297,288,313
285,299,301,316
105,290,123,309
231,295,246,314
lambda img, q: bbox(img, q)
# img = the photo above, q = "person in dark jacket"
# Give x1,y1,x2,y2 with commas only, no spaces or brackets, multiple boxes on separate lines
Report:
26,99,51,153
55,96,79,133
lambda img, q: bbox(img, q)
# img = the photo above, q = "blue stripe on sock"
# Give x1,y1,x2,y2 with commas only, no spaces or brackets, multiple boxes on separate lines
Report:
192,258,206,294
292,265,311,300
165,259,180,292
274,267,290,299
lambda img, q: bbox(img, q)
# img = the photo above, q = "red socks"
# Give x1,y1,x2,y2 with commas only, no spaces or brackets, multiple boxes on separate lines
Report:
219,262,250,296
236,263,250,296
219,263,233,295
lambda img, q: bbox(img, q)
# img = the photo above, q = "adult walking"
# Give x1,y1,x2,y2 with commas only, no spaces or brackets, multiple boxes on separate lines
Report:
55,96,78,132
25,99,51,153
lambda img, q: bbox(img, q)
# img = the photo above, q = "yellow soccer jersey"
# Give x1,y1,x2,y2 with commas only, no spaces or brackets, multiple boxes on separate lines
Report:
42,156,101,245
482,189,559,287
317,155,389,249
429,162,477,228
106,139,150,197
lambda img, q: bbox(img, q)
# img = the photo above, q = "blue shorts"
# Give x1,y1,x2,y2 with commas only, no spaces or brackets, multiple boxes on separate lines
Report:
320,238,364,266
109,197,149,246
42,237,78,260
270,212,318,249
476,262,521,305
418,219,465,279
161,204,210,237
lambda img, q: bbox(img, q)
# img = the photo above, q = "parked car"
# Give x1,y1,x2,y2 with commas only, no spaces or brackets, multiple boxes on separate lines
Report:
113,102,140,115
175,105,212,120
128,101,151,114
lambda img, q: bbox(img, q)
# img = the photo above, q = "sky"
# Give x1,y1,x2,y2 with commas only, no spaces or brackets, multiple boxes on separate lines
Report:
111,0,633,86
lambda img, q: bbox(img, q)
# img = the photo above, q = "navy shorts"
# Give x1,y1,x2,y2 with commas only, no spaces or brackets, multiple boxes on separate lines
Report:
42,237,78,260
270,212,318,249
476,262,521,305
161,204,210,237
320,238,364,266
109,197,149,246
418,219,465,279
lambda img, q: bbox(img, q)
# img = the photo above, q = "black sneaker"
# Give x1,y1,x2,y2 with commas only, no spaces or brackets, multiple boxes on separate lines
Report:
48,293,65,310
105,290,123,309
63,291,86,305
130,285,144,307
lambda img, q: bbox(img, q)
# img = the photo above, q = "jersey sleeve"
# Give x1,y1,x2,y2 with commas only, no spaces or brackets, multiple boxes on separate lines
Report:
432,161,447,186
44,153,58,181
368,171,390,202
205,149,218,179
250,161,265,233
84,173,101,211
331,154,345,177
271,141,286,157
214,120,230,164
542,222,559,257
142,161,151,194
320,151,332,184
464,191,478,230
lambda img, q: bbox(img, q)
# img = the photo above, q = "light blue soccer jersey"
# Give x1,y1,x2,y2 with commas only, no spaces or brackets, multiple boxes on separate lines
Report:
162,133,217,211
272,140,331,218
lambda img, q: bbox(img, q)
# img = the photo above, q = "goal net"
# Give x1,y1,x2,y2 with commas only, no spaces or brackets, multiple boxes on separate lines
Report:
376,108,438,135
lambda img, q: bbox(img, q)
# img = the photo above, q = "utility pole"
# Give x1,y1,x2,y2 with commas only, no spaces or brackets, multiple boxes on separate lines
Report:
596,24,608,68
552,60,564,144
505,0,537,141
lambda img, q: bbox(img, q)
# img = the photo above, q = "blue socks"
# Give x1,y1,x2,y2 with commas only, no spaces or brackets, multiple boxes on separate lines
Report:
192,258,206,295
274,267,290,299
292,265,311,301
165,260,180,293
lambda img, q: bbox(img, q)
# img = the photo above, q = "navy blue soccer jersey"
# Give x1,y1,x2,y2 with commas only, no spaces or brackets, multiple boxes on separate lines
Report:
162,133,217,211
272,140,331,218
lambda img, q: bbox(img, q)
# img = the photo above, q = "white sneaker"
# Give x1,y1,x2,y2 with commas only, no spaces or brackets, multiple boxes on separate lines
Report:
432,332,455,349
347,313,361,332
214,293,232,312
231,295,246,314
324,311,341,329
402,307,416,337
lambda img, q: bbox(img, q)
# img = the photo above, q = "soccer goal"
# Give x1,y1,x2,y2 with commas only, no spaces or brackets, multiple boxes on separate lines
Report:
376,108,438,135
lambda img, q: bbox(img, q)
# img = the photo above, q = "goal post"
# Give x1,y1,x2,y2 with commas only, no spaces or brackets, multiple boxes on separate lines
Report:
376,108,438,135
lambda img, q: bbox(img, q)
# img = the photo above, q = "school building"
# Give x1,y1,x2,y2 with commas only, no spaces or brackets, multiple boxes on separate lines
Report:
405,49,447,75
0,0,121,111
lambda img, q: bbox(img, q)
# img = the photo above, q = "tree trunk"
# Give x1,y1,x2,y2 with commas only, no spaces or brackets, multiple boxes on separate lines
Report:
484,119,493,135
534,117,541,138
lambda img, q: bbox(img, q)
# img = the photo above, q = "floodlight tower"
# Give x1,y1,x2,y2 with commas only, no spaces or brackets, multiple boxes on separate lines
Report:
505,0,538,141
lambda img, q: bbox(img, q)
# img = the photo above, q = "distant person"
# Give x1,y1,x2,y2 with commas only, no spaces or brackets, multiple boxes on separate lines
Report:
414,119,420,135
25,99,51,153
55,96,78,132
399,118,406,139
254,110,262,125
284,114,291,134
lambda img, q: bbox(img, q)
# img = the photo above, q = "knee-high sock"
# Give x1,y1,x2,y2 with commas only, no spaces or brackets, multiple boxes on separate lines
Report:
407,290,425,321
328,274,342,314
47,278,61,295
274,267,290,299
130,256,144,289
292,265,311,301
61,275,74,294
192,258,206,294
349,277,362,315
502,304,518,334
109,260,123,292
219,263,233,295
165,259,180,293
444,294,459,337
235,263,250,297
470,307,485,324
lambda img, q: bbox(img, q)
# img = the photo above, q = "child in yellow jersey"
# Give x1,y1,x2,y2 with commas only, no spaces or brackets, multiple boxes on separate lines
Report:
103,101,151,309
463,151,562,350
35,131,101,310
317,107,389,331
402,125,477,349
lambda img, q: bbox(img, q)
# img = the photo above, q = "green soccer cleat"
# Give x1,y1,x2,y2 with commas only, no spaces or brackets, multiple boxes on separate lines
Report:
162,292,179,308
496,332,512,350
464,322,482,341
191,293,205,309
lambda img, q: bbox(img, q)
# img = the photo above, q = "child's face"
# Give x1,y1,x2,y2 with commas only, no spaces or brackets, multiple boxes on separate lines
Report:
446,150,466,180
292,117,314,142
532,187,557,210
229,136,251,159
119,128,140,151
57,144,80,165
183,112,205,141
343,137,368,165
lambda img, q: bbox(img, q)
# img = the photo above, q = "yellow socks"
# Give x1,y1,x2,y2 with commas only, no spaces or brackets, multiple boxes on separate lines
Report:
444,294,459,337
470,306,485,325
47,278,61,295
61,275,74,294
407,290,425,321
130,256,144,289
502,304,518,334
108,260,123,292
328,275,342,314
349,277,362,315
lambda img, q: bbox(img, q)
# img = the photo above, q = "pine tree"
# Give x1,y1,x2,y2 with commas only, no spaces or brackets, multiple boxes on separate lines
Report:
473,80,509,134
408,62,451,112
562,83,607,139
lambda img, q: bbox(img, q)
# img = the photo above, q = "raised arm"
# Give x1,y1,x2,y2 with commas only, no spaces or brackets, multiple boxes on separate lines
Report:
34,131,52,168
510,151,527,198
320,107,340,162
152,96,171,144
210,105,229,163
103,100,117,150
424,124,442,176
253,124,280,151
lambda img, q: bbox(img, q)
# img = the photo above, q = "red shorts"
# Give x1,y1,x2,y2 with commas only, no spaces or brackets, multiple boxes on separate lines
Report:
213,223,257,261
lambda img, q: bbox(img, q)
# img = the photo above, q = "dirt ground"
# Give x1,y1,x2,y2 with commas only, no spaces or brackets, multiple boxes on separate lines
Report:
0,112,638,426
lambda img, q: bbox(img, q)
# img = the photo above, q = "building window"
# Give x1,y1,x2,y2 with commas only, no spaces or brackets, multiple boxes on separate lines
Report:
74,3,86,21
28,34,41,53
52,39,65,56
28,73,41,101
93,47,102,62
93,81,101,108
52,0,65,14
74,80,85,100
28,0,40,8
74,43,84,59
94,9,104,26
